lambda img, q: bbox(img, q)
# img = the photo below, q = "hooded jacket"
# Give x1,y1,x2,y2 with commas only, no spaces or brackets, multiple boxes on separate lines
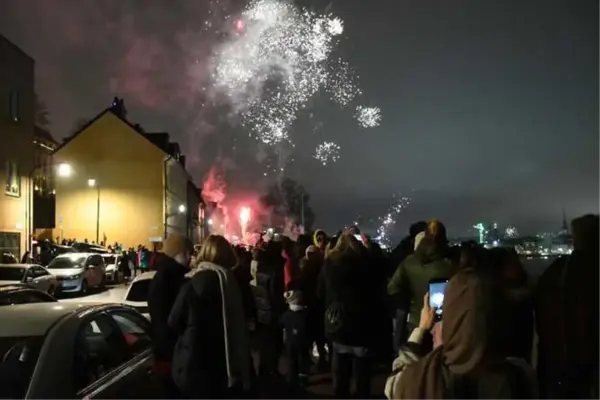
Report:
387,237,454,329
313,229,326,248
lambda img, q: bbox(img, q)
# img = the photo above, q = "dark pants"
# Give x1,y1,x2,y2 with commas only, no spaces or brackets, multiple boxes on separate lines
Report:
258,324,283,375
332,351,371,398
286,339,310,384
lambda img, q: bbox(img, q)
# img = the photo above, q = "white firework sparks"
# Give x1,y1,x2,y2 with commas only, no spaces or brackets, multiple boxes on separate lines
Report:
355,105,382,128
314,141,340,165
210,0,379,149
375,196,411,247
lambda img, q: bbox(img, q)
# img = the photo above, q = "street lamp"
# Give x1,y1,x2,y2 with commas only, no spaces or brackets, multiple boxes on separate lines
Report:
88,178,100,244
57,163,72,178
178,204,186,213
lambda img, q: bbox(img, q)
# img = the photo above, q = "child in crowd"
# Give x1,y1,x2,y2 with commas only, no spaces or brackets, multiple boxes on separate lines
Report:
281,285,310,388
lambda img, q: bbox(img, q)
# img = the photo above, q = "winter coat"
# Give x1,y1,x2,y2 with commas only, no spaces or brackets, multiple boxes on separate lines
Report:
387,238,454,329
319,249,378,347
147,253,189,362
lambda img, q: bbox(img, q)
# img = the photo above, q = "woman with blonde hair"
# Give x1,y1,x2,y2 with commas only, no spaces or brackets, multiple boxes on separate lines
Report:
168,235,252,398
318,231,378,398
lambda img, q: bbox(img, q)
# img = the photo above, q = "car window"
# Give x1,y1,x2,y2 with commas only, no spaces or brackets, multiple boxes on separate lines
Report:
125,279,151,302
46,256,86,269
0,267,25,281
0,291,57,306
73,314,129,393
91,255,104,267
33,267,48,277
0,336,44,399
109,311,152,357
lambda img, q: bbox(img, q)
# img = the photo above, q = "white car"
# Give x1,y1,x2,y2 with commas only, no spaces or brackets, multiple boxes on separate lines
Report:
45,253,106,295
0,302,161,399
100,254,124,284
124,270,194,319
0,264,59,295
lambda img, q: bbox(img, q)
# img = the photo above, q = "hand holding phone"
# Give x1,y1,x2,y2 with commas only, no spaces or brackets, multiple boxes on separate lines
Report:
428,278,448,321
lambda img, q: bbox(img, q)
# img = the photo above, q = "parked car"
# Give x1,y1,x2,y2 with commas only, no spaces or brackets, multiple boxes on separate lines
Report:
123,271,193,319
71,242,106,254
100,254,124,284
0,264,59,295
0,285,57,306
45,253,106,295
0,302,161,399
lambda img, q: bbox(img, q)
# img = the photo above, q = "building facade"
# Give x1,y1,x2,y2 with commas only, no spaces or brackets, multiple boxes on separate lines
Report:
0,35,35,258
33,126,57,230
53,99,201,248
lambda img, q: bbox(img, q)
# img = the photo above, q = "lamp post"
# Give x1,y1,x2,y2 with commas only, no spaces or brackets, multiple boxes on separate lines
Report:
88,178,100,244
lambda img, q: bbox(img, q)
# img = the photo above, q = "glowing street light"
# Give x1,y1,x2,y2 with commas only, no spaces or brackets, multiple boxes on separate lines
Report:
178,204,186,213
57,163,72,177
207,218,213,225
87,178,96,187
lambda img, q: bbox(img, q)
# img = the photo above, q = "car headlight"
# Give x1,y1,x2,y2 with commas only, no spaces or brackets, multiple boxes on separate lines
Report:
70,274,81,280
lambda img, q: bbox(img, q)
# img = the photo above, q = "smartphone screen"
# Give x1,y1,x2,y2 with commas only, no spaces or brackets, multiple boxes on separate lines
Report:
429,279,448,320
354,234,362,241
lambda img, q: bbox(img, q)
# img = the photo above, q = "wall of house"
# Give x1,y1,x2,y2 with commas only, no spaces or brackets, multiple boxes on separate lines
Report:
0,35,35,257
164,157,190,239
54,112,166,248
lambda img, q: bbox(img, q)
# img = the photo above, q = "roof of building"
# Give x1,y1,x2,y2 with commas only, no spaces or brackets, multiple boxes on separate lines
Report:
54,100,183,161
34,126,58,145
0,33,34,62
0,302,101,337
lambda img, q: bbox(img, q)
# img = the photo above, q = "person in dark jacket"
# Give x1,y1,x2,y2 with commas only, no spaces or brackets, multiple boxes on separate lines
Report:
280,287,310,388
535,214,599,399
169,235,252,399
318,232,377,398
253,240,286,378
147,233,192,393
387,220,454,334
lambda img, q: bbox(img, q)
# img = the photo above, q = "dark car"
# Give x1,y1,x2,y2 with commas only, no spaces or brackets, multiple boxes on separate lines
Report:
71,242,106,254
0,285,57,306
0,302,163,398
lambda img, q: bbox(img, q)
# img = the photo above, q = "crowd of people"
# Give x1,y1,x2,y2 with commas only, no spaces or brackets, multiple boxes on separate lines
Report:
145,214,598,399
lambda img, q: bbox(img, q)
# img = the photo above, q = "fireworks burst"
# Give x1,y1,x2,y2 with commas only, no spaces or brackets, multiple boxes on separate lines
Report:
210,0,380,152
314,141,340,165
355,106,382,128
375,196,411,247
505,226,518,238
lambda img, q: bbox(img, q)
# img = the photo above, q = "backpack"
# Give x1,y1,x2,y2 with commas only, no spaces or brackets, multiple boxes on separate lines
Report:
252,272,274,325
324,300,345,336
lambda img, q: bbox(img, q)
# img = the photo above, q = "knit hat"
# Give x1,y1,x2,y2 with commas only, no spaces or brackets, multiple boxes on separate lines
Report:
162,233,193,259
284,290,305,307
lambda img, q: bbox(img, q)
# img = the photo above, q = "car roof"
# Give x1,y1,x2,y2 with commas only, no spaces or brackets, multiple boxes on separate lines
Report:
0,302,110,337
0,263,37,268
54,252,95,258
132,271,156,282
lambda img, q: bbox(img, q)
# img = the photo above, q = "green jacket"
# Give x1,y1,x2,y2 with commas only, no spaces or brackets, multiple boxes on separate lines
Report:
387,240,454,328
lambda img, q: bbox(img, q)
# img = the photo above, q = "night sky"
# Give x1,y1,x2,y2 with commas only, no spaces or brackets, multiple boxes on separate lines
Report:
1,0,597,240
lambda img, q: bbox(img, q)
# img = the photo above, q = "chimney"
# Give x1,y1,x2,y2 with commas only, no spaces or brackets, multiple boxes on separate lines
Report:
111,97,128,119
179,155,186,168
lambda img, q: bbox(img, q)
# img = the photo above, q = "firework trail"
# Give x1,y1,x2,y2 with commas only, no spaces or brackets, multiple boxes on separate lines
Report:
209,0,380,167
375,196,411,247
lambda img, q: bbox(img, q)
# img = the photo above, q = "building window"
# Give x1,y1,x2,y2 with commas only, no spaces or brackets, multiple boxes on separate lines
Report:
9,90,20,121
5,161,20,197
0,232,20,261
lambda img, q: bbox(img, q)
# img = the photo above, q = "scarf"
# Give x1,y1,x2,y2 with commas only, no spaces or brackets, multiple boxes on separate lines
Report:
198,261,252,390
395,268,508,399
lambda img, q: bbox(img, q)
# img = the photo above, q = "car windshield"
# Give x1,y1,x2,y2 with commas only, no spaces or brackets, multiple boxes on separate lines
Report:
46,256,86,269
0,267,25,282
102,256,116,265
0,336,44,399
